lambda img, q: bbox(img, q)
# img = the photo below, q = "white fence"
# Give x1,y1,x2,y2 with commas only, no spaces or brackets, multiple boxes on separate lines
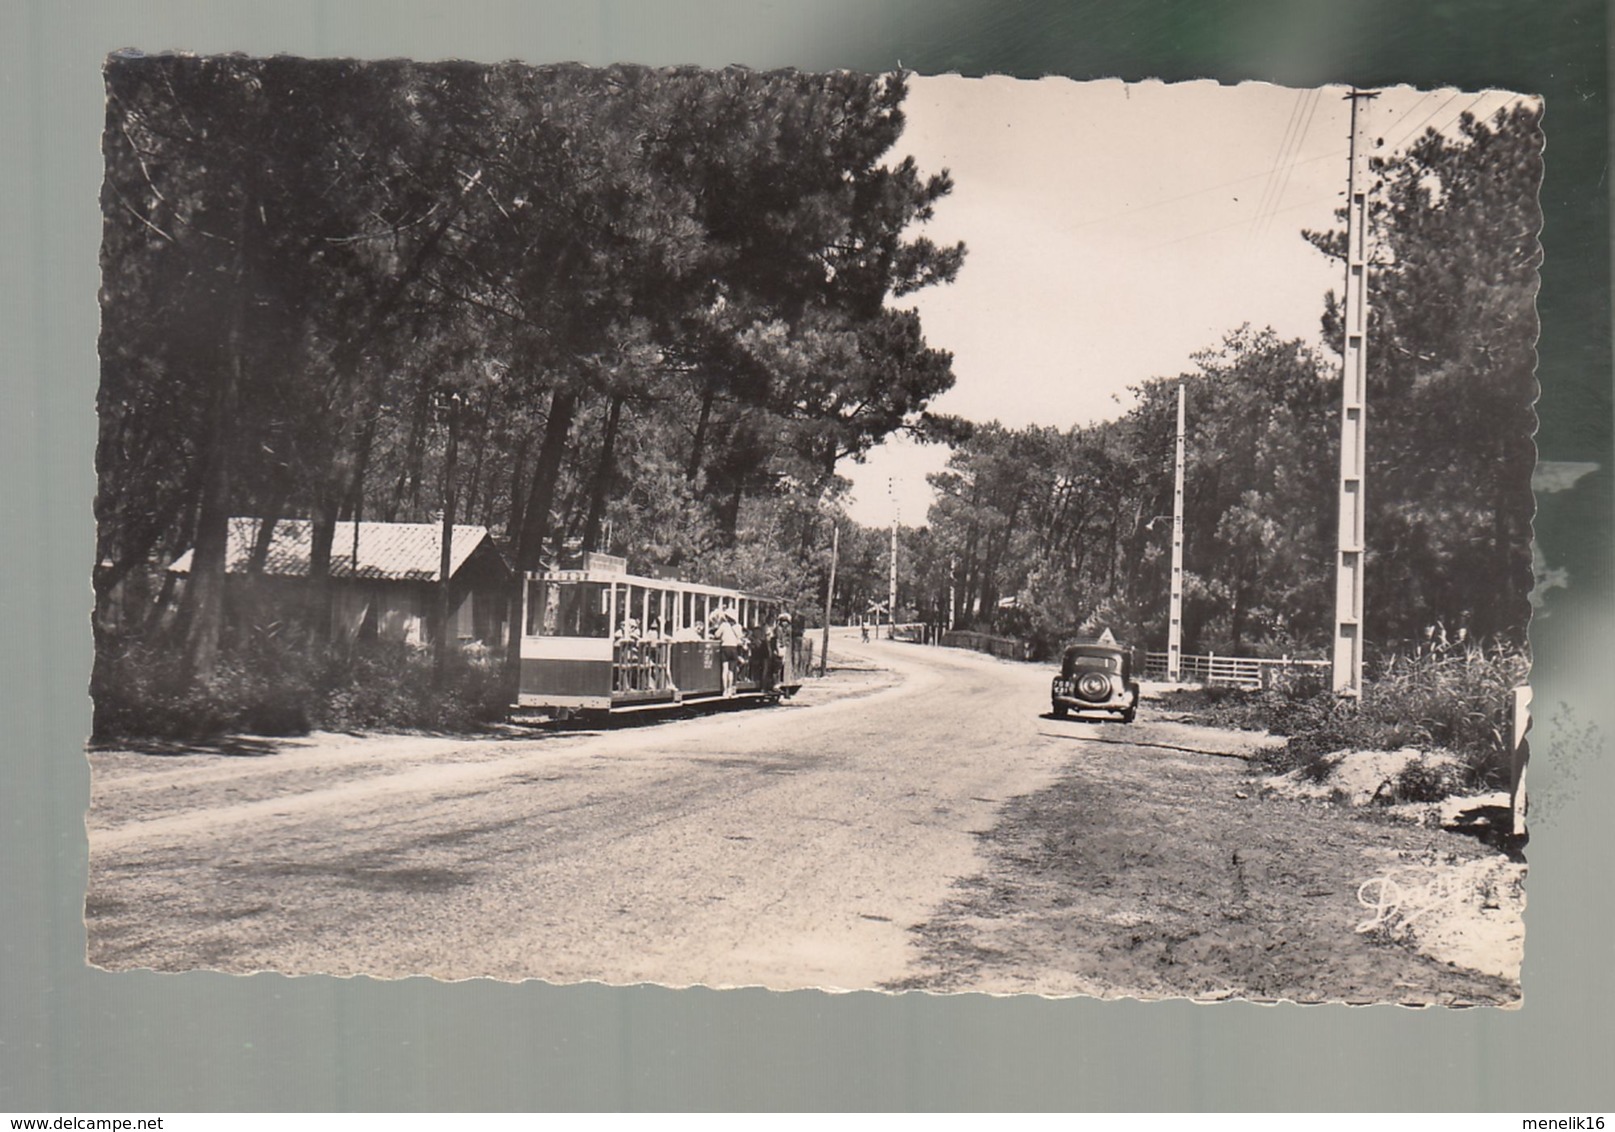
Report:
1144,651,1329,690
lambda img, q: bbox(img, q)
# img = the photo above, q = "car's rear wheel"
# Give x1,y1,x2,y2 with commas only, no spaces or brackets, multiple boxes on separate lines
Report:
1051,702,1068,718
1076,671,1110,701
1120,706,1136,724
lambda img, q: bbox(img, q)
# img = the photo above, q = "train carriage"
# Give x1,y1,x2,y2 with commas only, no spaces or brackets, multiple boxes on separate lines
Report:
515,552,798,716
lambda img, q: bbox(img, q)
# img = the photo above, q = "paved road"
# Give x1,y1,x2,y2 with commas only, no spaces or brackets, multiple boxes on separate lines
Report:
86,632,1519,1002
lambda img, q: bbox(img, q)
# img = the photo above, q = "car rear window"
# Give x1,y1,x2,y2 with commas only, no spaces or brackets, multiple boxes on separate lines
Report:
1064,650,1120,675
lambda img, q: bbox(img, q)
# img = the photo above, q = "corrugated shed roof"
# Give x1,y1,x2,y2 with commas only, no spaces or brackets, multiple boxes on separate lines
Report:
169,519,501,582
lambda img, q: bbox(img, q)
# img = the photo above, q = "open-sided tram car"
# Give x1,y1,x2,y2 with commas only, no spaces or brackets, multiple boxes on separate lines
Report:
515,554,798,717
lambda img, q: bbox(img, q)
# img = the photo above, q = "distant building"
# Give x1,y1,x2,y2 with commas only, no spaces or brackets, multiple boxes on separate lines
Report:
168,518,510,647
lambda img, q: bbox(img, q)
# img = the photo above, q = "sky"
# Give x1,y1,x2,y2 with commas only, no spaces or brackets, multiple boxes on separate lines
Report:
839,76,1526,527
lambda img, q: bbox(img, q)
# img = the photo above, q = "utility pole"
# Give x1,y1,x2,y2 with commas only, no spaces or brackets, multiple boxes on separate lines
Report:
1168,381,1186,681
1333,88,1378,697
820,519,838,677
888,479,899,639
947,555,956,631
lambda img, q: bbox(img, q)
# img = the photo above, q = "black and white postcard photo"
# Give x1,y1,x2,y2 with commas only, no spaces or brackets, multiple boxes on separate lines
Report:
89,57,1540,1004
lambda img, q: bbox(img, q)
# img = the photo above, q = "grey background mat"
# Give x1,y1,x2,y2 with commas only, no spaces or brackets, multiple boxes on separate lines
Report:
2,0,1610,1111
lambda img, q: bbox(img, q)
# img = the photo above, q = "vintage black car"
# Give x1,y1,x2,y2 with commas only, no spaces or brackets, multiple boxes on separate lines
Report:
1050,641,1140,723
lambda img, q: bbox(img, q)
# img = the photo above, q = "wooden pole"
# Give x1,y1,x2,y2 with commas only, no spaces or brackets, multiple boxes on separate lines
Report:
1509,685,1531,838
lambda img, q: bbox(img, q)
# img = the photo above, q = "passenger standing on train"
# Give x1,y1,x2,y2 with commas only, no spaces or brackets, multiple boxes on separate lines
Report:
770,612,794,689
715,598,744,697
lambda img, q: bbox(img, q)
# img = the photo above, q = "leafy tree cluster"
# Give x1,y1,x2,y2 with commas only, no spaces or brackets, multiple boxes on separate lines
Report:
908,104,1541,660
901,329,1337,657
96,56,964,680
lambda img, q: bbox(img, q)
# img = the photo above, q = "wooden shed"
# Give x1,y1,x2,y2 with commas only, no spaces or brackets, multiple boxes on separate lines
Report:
168,518,510,647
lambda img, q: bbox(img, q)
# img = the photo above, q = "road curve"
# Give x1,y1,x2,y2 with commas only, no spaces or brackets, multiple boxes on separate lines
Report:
88,633,1093,989
87,632,1521,1004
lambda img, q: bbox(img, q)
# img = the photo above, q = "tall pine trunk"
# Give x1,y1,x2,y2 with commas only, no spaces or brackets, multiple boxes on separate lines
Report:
183,196,249,680
435,398,461,686
504,386,578,685
306,482,343,647
581,393,624,552
686,379,713,482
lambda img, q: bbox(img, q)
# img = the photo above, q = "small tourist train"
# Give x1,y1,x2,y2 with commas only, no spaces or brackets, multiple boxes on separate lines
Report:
515,552,800,718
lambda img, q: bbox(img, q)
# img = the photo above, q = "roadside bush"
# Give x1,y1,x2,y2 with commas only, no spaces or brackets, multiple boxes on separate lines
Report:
1391,757,1467,804
319,640,509,731
92,629,315,741
1247,644,1528,793
92,629,511,743
1158,684,1333,736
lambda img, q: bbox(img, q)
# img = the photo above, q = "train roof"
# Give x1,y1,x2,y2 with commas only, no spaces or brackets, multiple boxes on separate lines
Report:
524,566,781,603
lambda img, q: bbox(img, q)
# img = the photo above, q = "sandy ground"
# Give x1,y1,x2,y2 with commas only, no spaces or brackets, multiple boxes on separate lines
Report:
85,632,1520,1003
1260,752,1525,984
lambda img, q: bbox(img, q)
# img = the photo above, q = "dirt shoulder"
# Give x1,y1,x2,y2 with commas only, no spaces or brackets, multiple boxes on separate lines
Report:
891,714,1521,1006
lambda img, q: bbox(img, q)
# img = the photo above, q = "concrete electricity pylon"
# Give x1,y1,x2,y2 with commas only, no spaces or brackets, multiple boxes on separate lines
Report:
1168,381,1186,681
888,479,899,639
1333,88,1378,697
820,517,838,677
947,556,956,631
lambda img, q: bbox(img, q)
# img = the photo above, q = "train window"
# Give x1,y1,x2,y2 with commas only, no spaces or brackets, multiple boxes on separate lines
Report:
525,580,549,636
527,580,609,637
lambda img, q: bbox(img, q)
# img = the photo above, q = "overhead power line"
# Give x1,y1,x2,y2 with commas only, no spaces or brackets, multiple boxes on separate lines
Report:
1371,89,1437,151
1247,90,1310,243
1257,89,1325,239
1431,93,1492,140
1059,144,1346,235
1146,189,1342,252
1386,91,1462,152
1067,87,1498,249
